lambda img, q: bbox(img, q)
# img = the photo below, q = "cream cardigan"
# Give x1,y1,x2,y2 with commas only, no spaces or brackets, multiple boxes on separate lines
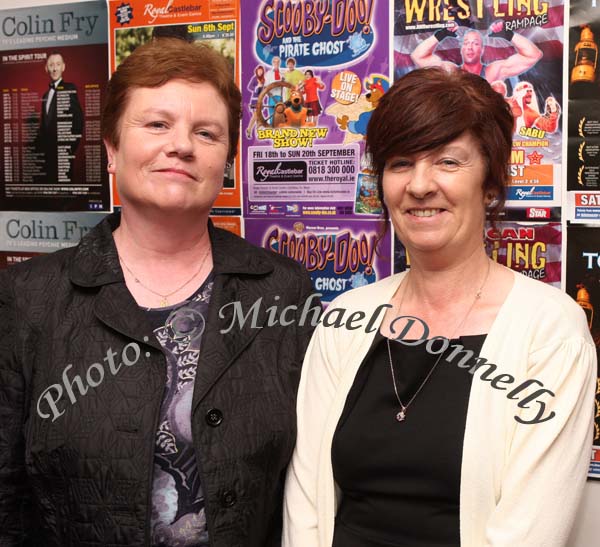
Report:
283,270,597,547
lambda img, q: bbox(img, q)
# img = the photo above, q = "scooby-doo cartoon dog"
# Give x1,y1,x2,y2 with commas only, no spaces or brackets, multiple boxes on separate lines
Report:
284,89,312,127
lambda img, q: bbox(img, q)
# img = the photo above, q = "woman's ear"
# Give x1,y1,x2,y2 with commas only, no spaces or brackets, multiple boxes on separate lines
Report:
103,138,117,174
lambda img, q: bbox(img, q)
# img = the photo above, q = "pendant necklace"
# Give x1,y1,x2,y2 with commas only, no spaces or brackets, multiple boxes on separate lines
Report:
386,259,491,423
117,240,211,307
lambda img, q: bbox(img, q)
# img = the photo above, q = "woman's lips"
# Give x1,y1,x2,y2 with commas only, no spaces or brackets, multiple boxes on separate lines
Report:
407,208,445,217
156,168,196,180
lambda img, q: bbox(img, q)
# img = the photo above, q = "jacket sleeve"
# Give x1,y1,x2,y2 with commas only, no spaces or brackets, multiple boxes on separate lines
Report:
282,315,340,547
483,335,597,546
0,271,31,546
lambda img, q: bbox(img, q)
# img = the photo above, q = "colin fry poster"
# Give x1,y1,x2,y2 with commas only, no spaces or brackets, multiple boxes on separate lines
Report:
0,0,109,211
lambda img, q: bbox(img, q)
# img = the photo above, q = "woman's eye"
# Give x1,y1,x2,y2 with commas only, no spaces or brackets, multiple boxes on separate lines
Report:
196,130,214,140
440,159,459,167
387,159,411,170
148,121,167,129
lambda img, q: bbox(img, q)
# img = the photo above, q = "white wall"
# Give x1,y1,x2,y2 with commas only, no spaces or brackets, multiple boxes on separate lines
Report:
3,0,599,545
568,480,600,546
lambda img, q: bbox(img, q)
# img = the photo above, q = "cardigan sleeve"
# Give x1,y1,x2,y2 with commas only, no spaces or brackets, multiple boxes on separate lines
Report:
282,319,341,547
0,271,32,546
482,335,597,546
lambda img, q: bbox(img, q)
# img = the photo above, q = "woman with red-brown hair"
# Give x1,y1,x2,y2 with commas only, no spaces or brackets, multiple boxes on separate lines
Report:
0,38,317,547
283,68,596,547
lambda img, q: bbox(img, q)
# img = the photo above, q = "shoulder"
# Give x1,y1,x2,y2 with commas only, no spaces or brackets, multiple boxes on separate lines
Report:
211,225,313,286
1,245,76,284
0,246,78,314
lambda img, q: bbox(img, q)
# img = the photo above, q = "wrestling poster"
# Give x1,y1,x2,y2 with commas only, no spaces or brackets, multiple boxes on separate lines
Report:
485,220,561,287
565,225,600,479
244,218,392,303
0,211,107,269
108,0,240,214
242,0,391,219
566,0,600,221
0,0,109,211
393,0,564,212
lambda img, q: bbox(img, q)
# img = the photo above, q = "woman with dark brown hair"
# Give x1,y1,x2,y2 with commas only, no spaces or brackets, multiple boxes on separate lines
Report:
0,38,317,547
283,68,596,547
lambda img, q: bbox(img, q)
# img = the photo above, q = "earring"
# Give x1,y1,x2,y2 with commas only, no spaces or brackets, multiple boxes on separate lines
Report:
107,162,113,169
225,161,232,171
486,194,498,207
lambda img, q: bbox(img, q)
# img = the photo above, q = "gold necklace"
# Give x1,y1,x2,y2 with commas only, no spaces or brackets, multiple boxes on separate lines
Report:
386,259,491,422
118,245,211,307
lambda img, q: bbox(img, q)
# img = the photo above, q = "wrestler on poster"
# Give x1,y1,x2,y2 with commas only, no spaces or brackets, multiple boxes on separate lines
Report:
566,0,600,220
245,218,392,303
394,0,563,212
0,0,109,211
565,225,600,479
108,0,240,214
242,0,390,219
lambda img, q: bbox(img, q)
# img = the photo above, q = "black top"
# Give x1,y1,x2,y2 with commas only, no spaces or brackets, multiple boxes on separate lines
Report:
331,333,487,547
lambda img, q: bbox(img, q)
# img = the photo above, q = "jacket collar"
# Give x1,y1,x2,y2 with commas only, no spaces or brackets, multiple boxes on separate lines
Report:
69,211,273,287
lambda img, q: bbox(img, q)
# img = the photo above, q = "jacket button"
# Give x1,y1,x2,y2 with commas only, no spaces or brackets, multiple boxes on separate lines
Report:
205,408,223,427
221,489,237,508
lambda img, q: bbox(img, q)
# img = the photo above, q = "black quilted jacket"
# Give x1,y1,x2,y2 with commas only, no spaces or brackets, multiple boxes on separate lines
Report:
0,213,318,547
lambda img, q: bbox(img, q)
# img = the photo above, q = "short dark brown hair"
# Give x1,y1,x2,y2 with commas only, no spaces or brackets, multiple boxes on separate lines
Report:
102,38,241,162
366,67,513,222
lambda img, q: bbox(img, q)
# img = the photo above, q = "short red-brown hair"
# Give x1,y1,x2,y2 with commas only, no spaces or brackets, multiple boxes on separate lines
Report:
101,38,241,162
366,67,513,222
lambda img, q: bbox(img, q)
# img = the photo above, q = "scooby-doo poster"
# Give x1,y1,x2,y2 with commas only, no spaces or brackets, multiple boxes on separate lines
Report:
242,0,391,220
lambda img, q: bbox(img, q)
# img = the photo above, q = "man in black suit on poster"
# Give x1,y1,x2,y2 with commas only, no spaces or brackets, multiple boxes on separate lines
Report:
38,52,83,183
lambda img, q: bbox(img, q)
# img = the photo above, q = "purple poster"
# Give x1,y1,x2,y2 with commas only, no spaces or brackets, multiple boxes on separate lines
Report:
245,217,392,303
241,0,390,219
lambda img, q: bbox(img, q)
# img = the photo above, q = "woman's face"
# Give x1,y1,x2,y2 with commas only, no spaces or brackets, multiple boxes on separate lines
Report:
105,79,229,214
382,132,488,258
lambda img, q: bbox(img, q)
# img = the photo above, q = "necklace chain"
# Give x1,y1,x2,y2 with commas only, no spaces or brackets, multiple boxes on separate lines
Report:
117,239,211,307
386,259,491,422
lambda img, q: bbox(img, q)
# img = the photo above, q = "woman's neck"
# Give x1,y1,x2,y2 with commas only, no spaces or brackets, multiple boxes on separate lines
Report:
402,248,491,310
114,207,211,264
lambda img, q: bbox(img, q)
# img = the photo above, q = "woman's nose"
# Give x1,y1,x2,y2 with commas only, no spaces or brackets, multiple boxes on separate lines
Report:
406,162,436,199
166,126,194,157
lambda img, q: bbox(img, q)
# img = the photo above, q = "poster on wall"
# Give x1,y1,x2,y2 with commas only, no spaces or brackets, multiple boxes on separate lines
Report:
393,0,564,212
0,211,108,269
485,221,561,287
245,218,392,304
566,0,600,221
108,0,240,214
565,225,600,479
242,0,390,219
0,0,109,211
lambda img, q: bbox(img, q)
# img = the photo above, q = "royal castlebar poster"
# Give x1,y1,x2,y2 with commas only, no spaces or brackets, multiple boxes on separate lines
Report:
242,0,390,220
566,225,600,479
108,0,240,214
394,0,564,212
0,0,109,211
